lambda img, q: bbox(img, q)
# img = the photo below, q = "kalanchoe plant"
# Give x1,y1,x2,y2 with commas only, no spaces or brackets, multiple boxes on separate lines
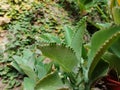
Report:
37,17,120,90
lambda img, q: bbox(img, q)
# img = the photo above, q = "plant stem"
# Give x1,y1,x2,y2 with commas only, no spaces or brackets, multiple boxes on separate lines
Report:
96,5,109,22
86,19,100,29
85,82,91,90
76,78,84,87
75,66,82,79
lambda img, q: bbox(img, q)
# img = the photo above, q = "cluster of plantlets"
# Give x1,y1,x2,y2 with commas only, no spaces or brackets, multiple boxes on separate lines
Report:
0,0,76,89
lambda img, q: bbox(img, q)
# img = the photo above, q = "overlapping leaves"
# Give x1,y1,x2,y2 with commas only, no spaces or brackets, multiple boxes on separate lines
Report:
88,25,120,79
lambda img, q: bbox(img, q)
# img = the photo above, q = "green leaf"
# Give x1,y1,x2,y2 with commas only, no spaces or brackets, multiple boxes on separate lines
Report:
112,7,120,25
88,25,120,79
64,26,74,46
38,43,78,72
23,77,35,90
40,33,61,44
22,49,33,59
75,0,94,11
13,56,38,81
20,64,38,81
111,37,120,58
71,20,86,61
103,52,120,75
22,49,35,70
89,60,109,83
35,72,66,90
12,49,38,80
11,61,24,74
35,62,47,79
96,23,112,30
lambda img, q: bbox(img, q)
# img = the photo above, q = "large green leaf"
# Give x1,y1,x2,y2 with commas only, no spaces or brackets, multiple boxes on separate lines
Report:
71,20,86,61
111,37,120,58
89,60,109,84
11,61,24,74
23,77,35,90
35,72,67,90
88,25,120,79
20,64,38,81
103,52,120,75
13,55,38,81
12,49,38,80
64,26,74,46
38,44,78,72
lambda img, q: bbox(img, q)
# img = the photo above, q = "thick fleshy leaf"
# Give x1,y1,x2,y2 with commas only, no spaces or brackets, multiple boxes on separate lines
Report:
12,49,38,80
64,26,74,46
35,72,67,90
38,44,78,72
35,62,47,79
111,37,120,58
13,56,38,81
22,49,33,59
103,52,120,75
11,61,24,74
89,60,109,84
40,33,61,44
20,64,38,81
88,25,120,79
23,77,35,90
22,49,35,70
71,19,86,61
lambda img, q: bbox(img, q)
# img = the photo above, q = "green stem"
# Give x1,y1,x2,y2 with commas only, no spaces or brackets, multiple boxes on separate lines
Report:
85,82,91,90
75,66,82,79
76,78,84,87
96,5,109,22
86,19,100,29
